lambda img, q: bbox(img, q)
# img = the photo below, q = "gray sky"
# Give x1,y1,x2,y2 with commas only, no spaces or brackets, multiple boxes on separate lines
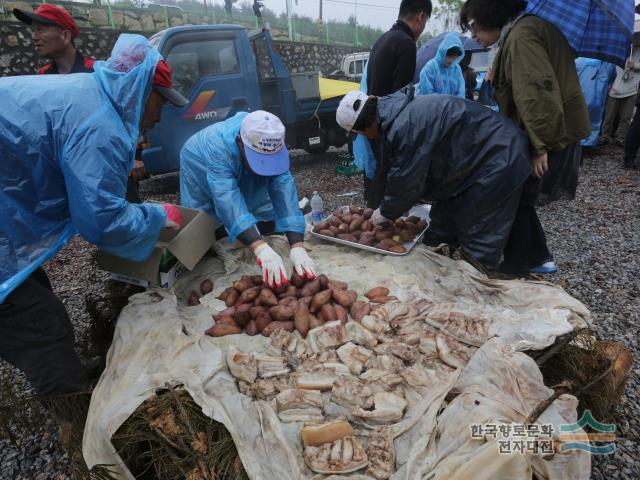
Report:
211,0,640,33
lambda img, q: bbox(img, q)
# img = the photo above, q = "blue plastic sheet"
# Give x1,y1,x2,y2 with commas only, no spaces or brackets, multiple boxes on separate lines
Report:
575,57,616,147
417,32,466,97
179,112,305,243
0,34,167,302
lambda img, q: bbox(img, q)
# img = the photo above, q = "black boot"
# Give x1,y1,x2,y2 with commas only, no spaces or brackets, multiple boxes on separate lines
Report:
623,158,637,169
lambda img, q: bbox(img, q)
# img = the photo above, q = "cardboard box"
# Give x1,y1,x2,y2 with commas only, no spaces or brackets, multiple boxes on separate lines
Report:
97,206,218,288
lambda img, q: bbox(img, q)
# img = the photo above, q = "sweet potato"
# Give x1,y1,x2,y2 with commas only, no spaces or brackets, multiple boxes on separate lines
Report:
310,289,332,313
315,220,330,231
261,321,294,337
341,213,353,224
337,223,349,234
299,296,313,309
394,218,405,229
329,225,339,235
328,280,348,291
206,324,241,337
317,274,329,290
252,275,264,286
259,288,279,307
269,305,294,322
359,234,375,246
349,205,363,215
375,230,394,241
365,287,389,300
349,300,371,322
249,306,265,319
237,286,260,304
405,215,421,224
417,220,427,230
273,284,288,295
398,230,415,242
337,233,358,242
254,297,261,306
214,316,237,327
403,222,419,233
294,303,311,338
279,297,298,309
334,304,348,325
245,320,259,336
214,306,236,321
330,216,342,227
199,279,213,296
363,208,374,219
333,207,343,216
290,270,306,288
309,314,324,329
318,229,335,237
361,220,372,232
300,278,321,297
187,291,200,306
234,304,252,327
278,285,299,298
378,238,400,250
389,245,407,254
233,278,255,292
351,230,363,239
369,295,398,304
320,303,337,323
255,311,272,332
217,287,235,302
332,289,357,308
225,288,239,307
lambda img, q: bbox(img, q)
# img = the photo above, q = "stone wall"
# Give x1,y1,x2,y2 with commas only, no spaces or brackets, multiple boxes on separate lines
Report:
0,21,365,77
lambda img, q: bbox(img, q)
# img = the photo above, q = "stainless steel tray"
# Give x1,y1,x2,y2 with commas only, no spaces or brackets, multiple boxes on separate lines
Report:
310,204,431,256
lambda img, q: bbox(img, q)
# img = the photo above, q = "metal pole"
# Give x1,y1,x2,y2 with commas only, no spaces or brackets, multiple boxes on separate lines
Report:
355,0,358,46
286,0,293,41
319,0,322,22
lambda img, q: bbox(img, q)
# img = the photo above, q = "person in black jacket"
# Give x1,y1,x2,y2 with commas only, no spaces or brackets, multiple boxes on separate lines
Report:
363,0,432,209
336,89,531,272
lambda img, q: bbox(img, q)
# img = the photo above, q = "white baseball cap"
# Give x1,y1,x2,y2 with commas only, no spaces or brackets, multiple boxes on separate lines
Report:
240,111,289,176
336,90,371,132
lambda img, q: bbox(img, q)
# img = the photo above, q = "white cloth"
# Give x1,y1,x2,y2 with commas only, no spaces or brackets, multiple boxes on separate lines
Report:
83,235,592,479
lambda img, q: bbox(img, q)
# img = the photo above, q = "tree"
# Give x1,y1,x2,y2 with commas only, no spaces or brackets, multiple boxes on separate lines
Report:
433,0,464,32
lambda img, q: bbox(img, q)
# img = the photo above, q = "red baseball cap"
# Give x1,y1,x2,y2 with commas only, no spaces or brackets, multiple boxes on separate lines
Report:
152,60,189,107
14,5,79,40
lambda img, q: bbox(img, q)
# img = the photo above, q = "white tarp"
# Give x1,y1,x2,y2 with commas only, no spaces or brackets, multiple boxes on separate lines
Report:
83,236,591,479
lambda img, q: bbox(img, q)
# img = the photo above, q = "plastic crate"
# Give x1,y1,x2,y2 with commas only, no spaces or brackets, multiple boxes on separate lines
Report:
335,153,362,176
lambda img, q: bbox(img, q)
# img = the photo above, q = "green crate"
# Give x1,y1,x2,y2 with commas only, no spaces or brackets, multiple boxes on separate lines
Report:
335,154,362,176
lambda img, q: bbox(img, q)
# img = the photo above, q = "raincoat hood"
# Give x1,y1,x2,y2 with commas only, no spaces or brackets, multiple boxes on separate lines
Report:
93,34,161,146
417,32,467,98
0,34,167,302
435,32,465,68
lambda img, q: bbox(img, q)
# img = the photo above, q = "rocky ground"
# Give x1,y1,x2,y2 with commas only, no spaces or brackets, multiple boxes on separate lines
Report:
0,146,638,479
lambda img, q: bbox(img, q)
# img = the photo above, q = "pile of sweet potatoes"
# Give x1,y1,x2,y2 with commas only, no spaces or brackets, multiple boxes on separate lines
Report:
204,273,394,338
313,206,426,253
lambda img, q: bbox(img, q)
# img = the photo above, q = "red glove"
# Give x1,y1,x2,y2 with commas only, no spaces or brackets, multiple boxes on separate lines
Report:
162,204,183,230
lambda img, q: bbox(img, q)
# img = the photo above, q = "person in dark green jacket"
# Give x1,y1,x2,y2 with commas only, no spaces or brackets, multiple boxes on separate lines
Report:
460,0,590,275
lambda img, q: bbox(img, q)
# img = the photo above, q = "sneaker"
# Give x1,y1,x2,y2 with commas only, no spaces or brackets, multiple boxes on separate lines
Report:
530,260,558,274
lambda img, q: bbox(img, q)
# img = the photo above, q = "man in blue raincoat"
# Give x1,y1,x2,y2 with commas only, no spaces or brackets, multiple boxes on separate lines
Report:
180,111,316,288
417,32,466,97
0,34,189,395
336,89,531,272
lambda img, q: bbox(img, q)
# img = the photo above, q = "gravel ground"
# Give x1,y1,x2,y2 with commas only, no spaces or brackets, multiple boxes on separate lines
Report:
0,146,637,479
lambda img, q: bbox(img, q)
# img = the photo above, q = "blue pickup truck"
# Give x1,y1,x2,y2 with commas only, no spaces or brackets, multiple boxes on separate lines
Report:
144,25,349,174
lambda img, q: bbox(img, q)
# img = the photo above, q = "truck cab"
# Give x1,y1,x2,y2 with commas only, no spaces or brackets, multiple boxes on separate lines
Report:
144,25,349,174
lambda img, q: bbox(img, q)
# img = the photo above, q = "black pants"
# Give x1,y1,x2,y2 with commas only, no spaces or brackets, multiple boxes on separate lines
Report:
624,107,640,165
0,268,88,395
501,177,551,272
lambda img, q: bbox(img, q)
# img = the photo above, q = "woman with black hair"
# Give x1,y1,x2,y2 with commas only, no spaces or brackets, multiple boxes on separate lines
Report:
336,89,532,273
460,0,590,274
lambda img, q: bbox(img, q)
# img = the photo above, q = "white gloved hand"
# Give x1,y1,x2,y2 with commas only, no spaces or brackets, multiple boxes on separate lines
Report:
253,243,288,288
290,246,317,279
371,208,392,228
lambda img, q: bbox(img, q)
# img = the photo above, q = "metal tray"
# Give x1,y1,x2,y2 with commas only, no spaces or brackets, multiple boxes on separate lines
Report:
310,204,431,256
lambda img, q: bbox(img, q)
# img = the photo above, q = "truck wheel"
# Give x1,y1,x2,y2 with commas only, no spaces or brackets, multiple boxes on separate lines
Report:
304,144,329,155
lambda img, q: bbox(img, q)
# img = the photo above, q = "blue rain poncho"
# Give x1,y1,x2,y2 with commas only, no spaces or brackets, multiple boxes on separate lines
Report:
575,57,616,147
180,112,305,243
417,32,466,97
0,34,167,302
352,65,377,179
